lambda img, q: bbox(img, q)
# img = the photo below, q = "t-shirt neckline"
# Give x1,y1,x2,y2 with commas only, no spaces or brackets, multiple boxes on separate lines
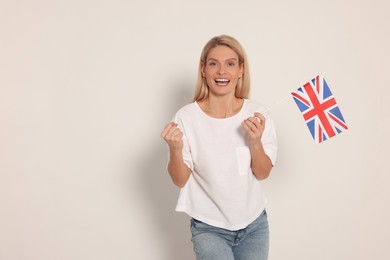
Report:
194,99,247,121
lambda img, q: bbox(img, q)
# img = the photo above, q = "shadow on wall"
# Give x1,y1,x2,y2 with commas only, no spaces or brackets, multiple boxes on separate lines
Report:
137,81,195,260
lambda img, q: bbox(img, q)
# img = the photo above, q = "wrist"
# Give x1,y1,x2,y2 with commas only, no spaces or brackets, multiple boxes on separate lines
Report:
250,144,262,150
248,139,263,149
169,147,183,155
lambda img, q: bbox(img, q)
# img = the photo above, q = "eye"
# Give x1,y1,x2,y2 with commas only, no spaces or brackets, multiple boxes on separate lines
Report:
227,62,236,67
208,62,217,67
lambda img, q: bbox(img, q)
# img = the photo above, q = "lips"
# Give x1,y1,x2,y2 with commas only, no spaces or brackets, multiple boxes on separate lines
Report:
214,78,230,86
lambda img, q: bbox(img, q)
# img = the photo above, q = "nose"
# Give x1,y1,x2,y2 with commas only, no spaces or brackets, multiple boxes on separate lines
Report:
217,66,226,75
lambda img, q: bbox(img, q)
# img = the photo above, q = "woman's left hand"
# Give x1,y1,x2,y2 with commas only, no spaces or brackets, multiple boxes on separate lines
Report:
241,112,265,147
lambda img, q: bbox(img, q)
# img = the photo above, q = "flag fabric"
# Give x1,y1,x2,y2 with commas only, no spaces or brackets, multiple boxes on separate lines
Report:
291,75,348,143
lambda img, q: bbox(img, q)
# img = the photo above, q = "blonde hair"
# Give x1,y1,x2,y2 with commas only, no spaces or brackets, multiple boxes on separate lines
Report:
193,35,251,102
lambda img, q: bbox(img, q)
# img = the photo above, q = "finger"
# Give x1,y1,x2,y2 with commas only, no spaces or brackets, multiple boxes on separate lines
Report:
244,116,262,131
254,113,265,124
241,121,251,133
242,119,258,133
166,126,183,140
161,123,173,138
174,131,183,140
168,127,182,138
247,117,260,126
161,122,177,138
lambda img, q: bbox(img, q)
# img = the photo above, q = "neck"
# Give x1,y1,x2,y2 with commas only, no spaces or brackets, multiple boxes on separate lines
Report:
202,95,243,118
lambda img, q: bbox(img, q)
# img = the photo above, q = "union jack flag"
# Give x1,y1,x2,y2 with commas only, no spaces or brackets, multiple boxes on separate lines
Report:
291,75,348,143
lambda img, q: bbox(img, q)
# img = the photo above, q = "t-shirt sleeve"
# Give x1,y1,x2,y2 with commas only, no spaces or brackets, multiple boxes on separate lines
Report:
261,113,277,166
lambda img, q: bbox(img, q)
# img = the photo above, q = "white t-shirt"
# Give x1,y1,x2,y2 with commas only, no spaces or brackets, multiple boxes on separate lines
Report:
171,99,277,231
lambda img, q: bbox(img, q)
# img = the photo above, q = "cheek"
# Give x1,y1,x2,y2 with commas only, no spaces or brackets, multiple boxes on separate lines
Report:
206,77,215,86
230,78,239,87
204,71,215,83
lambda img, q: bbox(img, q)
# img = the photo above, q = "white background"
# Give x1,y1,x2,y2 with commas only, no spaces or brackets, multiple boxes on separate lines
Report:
1,0,389,259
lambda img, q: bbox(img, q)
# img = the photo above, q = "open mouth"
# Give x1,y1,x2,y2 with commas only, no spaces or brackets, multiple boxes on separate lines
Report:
214,78,230,86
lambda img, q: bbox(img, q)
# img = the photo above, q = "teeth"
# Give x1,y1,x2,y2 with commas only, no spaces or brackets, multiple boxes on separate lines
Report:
215,79,229,82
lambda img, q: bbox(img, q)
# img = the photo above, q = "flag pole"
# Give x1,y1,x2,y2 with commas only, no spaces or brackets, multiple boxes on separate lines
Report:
260,72,327,114
261,94,291,114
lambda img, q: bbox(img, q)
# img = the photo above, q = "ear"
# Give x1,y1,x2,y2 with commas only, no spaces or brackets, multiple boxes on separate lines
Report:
201,62,206,77
239,63,244,78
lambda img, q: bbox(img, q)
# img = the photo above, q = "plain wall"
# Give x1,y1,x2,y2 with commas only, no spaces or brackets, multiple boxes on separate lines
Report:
1,0,389,259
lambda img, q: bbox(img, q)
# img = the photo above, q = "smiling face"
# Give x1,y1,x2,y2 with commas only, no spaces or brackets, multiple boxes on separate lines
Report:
202,45,244,97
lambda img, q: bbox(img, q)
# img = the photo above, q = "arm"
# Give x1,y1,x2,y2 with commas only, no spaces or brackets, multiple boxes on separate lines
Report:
247,140,273,180
161,122,192,187
241,112,273,180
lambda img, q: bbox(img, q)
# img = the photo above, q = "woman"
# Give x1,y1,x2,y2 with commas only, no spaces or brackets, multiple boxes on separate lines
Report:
161,35,277,260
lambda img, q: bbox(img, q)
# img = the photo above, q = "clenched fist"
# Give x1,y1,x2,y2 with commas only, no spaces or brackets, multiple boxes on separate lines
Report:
161,122,183,151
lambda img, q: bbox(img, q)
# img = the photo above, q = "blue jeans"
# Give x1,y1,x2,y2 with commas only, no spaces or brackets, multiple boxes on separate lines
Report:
190,210,269,260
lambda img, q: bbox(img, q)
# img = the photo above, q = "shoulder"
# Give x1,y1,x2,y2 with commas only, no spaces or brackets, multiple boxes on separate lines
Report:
173,102,197,120
176,102,196,114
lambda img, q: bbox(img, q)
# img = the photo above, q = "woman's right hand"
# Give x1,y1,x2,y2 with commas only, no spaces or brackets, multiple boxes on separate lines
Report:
161,122,183,151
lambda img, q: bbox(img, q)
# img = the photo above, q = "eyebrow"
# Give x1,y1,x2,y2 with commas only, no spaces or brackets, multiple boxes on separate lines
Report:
207,58,239,62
